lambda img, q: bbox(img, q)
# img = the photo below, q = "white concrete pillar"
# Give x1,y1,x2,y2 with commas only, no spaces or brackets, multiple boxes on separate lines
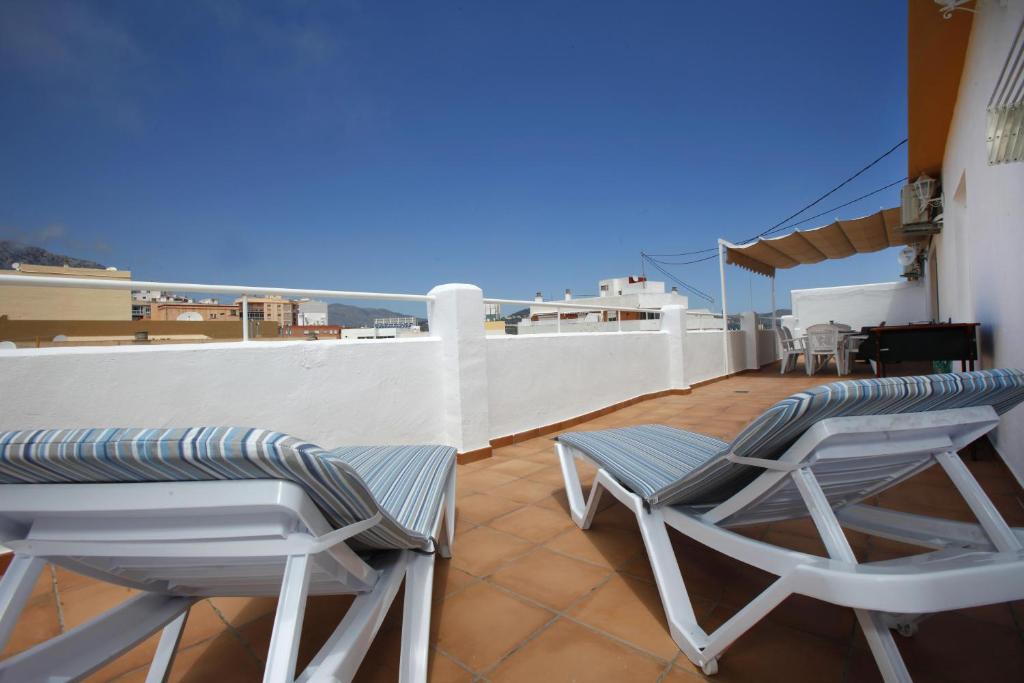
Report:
427,284,491,455
739,311,758,370
660,305,689,390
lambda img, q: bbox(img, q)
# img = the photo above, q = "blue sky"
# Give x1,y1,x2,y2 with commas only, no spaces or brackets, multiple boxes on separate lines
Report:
0,1,907,316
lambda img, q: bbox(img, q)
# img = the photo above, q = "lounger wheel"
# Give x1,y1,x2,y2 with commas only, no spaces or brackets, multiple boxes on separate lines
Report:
896,622,918,637
700,657,719,675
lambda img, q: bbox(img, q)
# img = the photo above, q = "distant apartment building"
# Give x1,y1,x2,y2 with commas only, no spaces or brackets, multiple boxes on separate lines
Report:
149,302,240,321
296,300,329,326
235,296,297,325
518,276,688,333
0,264,132,320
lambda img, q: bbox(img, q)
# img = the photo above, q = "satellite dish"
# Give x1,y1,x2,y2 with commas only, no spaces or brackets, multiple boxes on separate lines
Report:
176,312,203,321
897,245,918,268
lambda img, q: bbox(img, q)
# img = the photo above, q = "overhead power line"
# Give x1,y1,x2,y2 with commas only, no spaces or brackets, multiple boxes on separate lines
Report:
645,138,908,259
645,176,907,266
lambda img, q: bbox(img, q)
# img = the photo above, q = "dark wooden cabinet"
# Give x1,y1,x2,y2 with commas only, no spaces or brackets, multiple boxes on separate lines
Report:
858,323,979,377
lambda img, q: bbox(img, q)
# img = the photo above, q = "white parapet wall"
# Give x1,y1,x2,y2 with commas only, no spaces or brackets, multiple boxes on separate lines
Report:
790,281,928,334
0,338,447,448
0,284,772,454
487,331,670,439
682,330,748,385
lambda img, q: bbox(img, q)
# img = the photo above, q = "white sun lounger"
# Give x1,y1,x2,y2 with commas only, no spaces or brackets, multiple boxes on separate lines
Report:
0,427,456,683
554,370,1024,682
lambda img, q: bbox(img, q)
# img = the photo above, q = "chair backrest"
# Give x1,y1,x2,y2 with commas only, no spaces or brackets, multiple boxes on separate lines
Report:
805,324,839,353
658,369,1024,507
0,427,449,550
834,323,852,331
775,326,792,345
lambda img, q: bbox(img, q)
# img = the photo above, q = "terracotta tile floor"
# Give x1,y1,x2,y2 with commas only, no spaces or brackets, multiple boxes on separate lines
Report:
4,364,1024,682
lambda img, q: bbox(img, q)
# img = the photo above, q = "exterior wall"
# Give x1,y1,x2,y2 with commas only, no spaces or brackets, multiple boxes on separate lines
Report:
150,302,239,321
486,332,670,439
0,286,763,454
297,301,328,326
933,0,1024,482
790,281,928,335
0,266,132,321
682,331,746,385
0,319,278,343
757,329,779,367
0,339,446,448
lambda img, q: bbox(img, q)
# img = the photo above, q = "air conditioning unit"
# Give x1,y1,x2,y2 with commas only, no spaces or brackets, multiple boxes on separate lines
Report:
899,175,942,237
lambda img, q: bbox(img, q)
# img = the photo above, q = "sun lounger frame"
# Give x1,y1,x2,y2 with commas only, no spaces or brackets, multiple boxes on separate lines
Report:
0,469,456,683
556,405,1024,682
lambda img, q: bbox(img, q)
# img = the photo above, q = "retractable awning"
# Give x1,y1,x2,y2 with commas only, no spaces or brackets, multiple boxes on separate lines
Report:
723,207,906,277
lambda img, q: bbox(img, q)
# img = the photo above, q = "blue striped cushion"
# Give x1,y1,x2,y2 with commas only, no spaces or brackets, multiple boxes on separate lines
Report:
560,370,1024,507
0,427,455,551
558,425,726,502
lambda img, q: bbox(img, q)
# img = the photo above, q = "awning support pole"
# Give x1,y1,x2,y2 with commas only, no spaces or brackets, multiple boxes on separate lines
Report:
718,239,729,376
770,274,777,329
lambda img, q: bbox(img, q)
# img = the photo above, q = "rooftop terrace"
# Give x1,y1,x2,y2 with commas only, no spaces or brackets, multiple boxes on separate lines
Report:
3,364,1022,683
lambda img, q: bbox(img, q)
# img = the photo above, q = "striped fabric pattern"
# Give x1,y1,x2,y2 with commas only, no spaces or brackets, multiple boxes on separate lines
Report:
557,425,727,502
0,427,455,551
559,369,1024,507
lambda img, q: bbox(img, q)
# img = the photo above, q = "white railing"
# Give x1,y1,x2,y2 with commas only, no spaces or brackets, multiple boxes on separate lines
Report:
484,297,660,334
686,311,726,331
0,274,432,343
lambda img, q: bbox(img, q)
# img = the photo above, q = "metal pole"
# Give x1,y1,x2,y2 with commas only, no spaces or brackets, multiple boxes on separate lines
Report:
770,274,777,330
617,312,622,332
556,307,561,334
718,240,729,375
242,295,249,342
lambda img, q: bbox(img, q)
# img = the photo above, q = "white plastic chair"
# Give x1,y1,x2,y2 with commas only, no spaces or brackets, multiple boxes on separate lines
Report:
775,326,805,374
804,324,842,375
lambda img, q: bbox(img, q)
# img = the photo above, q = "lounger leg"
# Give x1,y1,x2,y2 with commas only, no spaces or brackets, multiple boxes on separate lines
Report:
555,443,603,529
634,507,710,667
145,609,189,683
398,553,435,683
437,469,456,559
0,555,45,653
793,468,912,683
298,552,408,683
265,554,312,683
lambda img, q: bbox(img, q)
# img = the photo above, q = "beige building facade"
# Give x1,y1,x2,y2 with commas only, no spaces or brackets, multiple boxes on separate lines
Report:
234,296,297,325
0,264,132,321
149,302,240,321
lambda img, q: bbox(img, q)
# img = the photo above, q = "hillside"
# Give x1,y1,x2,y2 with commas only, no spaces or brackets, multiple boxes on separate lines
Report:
328,303,425,328
0,240,107,270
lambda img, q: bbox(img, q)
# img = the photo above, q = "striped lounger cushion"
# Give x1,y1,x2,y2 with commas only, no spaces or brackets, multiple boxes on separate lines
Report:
559,369,1024,507
0,427,455,551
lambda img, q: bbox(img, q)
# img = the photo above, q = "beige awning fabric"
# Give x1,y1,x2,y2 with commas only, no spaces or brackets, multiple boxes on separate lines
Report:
724,207,906,277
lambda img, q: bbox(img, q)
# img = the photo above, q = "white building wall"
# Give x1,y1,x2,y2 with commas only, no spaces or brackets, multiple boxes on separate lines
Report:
487,332,670,439
0,294,764,453
789,281,928,335
0,339,446,448
934,0,1024,483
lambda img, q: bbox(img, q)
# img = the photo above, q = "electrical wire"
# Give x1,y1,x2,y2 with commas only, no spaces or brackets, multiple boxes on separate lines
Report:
645,138,907,258
645,176,907,266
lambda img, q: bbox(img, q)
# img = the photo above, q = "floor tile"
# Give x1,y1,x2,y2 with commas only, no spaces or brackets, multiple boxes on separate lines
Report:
544,525,644,569
0,591,61,658
432,560,478,600
568,573,690,660
709,618,847,683
486,459,548,478
456,492,523,525
487,505,574,543
458,469,521,493
488,618,667,682
491,479,563,504
450,526,535,577
489,548,611,610
207,596,278,629
431,581,553,671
